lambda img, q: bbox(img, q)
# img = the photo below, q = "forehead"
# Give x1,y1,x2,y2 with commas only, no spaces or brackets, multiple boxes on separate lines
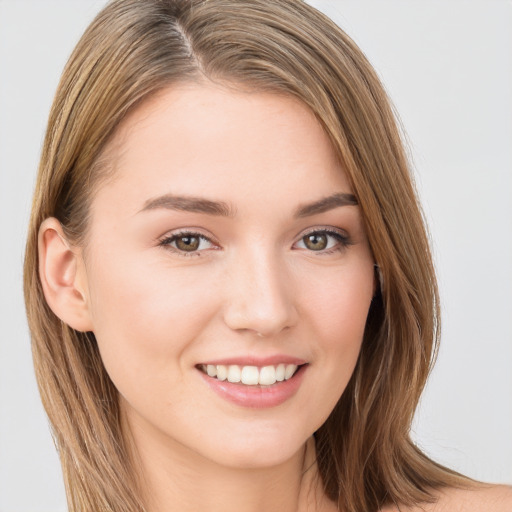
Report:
92,82,352,218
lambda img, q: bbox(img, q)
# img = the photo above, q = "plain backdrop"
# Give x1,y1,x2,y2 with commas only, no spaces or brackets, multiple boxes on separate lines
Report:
0,1,511,511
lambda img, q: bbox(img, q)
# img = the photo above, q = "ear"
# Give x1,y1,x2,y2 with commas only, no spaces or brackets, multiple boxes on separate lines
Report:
38,217,94,332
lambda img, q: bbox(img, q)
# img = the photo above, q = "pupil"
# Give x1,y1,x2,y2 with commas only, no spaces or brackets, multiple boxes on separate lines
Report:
305,233,327,250
177,236,199,251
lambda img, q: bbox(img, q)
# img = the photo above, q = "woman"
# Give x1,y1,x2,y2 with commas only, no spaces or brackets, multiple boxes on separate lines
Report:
23,0,512,511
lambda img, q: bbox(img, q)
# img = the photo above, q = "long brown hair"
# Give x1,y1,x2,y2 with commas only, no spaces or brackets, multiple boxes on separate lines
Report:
24,1,467,510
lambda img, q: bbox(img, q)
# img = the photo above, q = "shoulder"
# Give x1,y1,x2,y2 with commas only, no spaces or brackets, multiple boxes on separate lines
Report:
390,484,512,512
434,484,512,512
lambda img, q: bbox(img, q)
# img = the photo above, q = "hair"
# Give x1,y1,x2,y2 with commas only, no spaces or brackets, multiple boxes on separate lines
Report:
24,0,469,511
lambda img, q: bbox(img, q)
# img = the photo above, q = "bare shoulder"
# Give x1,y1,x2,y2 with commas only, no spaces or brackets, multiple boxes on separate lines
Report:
392,484,512,512
435,484,512,512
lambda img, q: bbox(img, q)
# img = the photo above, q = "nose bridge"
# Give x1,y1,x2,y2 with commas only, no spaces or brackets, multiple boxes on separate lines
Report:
222,243,298,336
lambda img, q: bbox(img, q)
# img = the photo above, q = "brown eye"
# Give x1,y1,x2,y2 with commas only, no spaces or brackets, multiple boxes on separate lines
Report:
160,232,215,255
175,235,200,251
303,233,328,251
295,229,350,253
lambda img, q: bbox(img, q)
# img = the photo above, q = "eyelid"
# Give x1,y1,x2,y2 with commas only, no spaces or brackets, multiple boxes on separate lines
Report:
297,225,348,238
293,226,352,253
158,229,220,257
157,226,218,243
157,225,352,257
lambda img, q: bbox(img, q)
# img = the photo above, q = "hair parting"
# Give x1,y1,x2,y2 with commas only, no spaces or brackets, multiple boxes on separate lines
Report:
24,1,470,511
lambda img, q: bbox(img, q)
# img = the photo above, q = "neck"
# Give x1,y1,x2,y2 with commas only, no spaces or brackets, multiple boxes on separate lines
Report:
126,423,333,512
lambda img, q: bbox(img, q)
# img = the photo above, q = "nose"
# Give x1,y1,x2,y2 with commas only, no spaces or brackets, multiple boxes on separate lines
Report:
222,248,299,337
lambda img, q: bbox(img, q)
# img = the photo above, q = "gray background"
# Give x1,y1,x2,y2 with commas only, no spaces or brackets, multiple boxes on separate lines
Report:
1,1,511,510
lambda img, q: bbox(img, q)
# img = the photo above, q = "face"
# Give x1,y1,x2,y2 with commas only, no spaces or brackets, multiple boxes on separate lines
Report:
79,82,375,469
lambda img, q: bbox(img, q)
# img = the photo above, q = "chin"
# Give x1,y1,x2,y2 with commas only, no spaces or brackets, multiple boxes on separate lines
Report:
200,428,310,470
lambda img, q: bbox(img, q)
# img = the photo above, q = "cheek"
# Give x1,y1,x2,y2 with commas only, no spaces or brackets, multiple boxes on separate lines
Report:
302,262,374,344
297,260,374,402
84,251,219,385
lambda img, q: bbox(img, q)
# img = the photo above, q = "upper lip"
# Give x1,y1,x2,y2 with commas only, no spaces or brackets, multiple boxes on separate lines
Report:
197,355,308,367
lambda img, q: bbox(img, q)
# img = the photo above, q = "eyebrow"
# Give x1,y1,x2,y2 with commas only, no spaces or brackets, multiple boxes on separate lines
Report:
294,192,358,217
139,194,236,217
138,191,358,218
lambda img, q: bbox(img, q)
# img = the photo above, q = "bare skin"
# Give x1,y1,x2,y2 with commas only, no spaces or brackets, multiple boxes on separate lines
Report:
40,83,373,512
38,81,512,512
382,484,512,512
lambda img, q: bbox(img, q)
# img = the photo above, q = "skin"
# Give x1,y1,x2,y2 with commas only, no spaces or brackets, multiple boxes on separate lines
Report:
40,82,374,511
38,82,512,512
382,485,512,512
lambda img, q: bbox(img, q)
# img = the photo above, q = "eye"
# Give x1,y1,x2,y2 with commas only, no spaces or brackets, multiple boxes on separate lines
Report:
294,229,351,254
159,231,216,256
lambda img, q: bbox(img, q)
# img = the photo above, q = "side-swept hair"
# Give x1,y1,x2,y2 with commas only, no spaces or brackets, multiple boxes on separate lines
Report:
24,1,467,510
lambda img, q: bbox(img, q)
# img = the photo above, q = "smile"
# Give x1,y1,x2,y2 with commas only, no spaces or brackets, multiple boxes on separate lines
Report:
199,363,299,386
196,356,308,408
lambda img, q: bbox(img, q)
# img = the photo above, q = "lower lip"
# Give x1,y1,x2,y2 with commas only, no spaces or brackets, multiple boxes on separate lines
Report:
198,365,307,409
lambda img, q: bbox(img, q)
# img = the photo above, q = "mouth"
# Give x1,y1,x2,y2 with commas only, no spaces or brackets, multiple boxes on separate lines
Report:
195,357,308,408
197,363,303,386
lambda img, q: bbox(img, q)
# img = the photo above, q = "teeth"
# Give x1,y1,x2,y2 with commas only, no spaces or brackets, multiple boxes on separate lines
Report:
284,364,296,380
202,363,299,386
241,366,259,385
259,365,276,385
216,365,227,381
227,365,241,383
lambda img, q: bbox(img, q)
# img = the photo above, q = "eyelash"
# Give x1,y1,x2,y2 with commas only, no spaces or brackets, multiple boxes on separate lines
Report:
158,228,352,257
296,228,352,255
158,230,217,257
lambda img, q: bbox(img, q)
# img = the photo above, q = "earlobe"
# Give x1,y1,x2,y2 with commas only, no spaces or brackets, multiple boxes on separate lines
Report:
38,218,93,332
